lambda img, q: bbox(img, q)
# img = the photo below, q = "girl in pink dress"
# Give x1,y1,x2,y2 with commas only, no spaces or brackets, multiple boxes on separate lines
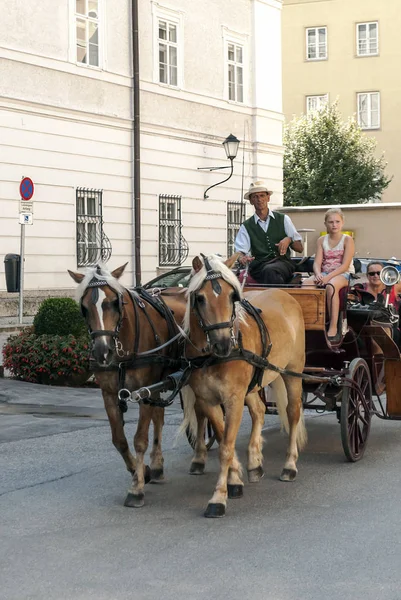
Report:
303,208,355,340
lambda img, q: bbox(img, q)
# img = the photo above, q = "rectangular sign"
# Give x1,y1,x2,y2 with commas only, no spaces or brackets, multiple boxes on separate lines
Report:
20,201,33,212
19,212,33,225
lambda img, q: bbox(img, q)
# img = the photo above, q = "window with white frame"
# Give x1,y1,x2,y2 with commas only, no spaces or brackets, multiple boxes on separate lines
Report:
357,92,380,129
227,42,244,102
357,22,379,56
157,18,178,86
306,27,327,60
306,95,328,114
75,0,100,67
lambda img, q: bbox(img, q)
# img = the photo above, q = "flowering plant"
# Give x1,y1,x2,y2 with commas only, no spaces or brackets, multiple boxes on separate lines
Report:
2,328,91,385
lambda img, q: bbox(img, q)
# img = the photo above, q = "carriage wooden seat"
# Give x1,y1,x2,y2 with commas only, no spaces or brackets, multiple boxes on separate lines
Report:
244,284,326,331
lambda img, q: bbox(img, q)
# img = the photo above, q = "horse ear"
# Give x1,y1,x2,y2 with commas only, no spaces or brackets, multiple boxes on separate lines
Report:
111,263,128,280
68,270,85,283
225,252,241,270
192,256,203,273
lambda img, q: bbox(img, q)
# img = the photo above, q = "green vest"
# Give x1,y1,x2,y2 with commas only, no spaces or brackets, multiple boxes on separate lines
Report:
243,211,290,263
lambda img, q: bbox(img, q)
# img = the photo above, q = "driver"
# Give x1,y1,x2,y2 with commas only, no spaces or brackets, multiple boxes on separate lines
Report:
234,180,304,284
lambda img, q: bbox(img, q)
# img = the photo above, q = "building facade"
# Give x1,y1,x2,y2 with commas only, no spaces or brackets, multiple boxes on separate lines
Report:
1,0,284,292
282,0,400,203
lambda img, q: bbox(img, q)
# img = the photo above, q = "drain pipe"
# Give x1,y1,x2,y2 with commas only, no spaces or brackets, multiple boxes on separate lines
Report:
132,0,141,285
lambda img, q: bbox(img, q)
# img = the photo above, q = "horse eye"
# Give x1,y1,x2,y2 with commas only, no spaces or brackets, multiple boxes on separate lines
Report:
195,294,205,305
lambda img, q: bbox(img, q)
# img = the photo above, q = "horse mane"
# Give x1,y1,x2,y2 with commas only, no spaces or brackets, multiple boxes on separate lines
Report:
74,264,125,300
183,254,246,331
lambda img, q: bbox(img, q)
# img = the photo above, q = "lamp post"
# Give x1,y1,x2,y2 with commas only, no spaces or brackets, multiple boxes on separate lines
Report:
198,134,240,199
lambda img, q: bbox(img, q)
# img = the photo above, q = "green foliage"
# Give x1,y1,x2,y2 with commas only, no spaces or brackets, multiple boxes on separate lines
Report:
33,297,87,337
2,329,90,385
283,102,392,206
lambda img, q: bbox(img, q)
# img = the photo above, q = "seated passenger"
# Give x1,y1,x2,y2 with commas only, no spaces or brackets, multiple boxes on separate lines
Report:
355,261,401,310
303,208,355,340
235,180,304,284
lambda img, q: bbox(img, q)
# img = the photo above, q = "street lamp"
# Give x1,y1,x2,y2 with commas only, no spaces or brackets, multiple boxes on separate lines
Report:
198,133,240,199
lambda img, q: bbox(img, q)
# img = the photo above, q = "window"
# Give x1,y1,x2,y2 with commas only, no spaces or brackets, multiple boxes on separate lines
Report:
227,202,244,257
306,94,328,114
152,4,183,87
158,19,178,85
357,92,380,129
306,27,327,60
159,195,188,266
75,0,100,67
357,22,379,56
227,43,244,102
76,188,111,267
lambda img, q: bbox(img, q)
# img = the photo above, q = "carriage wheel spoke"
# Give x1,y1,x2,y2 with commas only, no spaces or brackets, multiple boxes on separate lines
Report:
341,360,372,462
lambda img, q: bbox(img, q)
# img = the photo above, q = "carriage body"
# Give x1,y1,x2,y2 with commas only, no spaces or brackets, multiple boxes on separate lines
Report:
243,270,401,461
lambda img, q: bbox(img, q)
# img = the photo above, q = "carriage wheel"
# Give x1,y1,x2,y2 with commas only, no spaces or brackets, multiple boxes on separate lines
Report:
340,358,372,462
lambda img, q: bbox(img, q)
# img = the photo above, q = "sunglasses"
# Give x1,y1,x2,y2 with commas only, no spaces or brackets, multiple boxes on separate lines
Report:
367,271,381,276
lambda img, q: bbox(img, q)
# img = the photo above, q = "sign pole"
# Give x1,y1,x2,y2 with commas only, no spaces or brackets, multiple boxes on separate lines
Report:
18,223,25,324
18,176,34,324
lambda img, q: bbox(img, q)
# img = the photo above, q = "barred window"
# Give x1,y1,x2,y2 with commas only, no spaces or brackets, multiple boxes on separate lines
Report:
76,188,112,267
159,195,188,266
227,201,244,257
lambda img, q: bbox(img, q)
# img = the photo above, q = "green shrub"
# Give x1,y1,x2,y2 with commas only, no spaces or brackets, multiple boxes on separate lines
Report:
33,297,87,337
2,329,90,385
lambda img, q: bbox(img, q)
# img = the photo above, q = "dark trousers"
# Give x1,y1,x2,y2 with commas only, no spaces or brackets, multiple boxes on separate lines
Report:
249,258,295,285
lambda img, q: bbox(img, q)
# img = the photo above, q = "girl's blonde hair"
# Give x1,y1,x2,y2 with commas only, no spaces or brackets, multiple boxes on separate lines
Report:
324,207,345,223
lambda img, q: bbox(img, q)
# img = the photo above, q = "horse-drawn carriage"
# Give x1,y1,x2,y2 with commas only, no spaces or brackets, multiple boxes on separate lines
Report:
69,255,401,516
243,262,401,462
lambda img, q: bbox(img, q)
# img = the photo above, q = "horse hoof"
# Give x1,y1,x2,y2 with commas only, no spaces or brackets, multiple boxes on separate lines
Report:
248,466,265,483
227,484,244,499
124,492,145,508
149,468,164,483
144,465,151,484
280,468,297,482
189,462,205,476
204,503,225,518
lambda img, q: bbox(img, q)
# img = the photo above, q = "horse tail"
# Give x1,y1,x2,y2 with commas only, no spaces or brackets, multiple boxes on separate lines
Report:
270,376,289,433
177,385,197,444
270,376,307,450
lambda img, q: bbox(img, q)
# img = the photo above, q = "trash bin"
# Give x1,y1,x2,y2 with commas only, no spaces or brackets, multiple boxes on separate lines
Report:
4,254,21,293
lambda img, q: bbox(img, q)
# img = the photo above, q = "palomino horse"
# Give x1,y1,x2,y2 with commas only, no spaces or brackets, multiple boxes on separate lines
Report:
68,263,188,508
182,254,306,518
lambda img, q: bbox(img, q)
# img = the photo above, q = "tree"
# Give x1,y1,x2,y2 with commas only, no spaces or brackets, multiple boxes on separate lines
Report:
283,102,392,206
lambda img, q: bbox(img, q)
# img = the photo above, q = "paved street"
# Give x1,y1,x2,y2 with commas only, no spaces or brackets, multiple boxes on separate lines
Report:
1,377,401,600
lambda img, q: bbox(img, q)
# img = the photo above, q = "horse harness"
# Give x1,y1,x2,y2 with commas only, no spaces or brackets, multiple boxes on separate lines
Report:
189,255,273,394
81,276,184,410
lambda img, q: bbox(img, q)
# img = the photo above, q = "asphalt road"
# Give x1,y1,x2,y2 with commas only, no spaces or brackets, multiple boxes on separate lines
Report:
1,378,401,600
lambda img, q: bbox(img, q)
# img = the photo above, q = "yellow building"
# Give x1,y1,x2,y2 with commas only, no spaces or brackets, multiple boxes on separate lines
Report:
282,0,400,202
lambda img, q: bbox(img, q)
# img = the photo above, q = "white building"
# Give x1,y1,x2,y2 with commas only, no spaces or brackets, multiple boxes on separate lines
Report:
0,0,284,292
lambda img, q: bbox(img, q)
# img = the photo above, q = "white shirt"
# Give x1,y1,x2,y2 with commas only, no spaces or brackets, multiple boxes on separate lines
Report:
234,211,302,254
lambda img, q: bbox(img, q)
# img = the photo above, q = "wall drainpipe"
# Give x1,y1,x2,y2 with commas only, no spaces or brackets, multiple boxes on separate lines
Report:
132,0,141,285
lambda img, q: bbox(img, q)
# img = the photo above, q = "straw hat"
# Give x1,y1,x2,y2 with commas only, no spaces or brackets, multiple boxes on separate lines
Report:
244,180,273,200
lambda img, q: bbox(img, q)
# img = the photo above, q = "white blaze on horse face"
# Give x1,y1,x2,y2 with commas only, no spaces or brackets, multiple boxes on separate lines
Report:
95,288,107,331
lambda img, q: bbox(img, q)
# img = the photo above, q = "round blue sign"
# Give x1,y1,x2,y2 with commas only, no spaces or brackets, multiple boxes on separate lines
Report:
20,177,34,201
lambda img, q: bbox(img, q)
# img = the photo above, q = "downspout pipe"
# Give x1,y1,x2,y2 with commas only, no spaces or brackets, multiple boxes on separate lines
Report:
132,0,141,285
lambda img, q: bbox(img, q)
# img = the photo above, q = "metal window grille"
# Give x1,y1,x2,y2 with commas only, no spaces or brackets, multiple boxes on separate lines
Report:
227,201,244,257
159,195,188,266
76,187,112,267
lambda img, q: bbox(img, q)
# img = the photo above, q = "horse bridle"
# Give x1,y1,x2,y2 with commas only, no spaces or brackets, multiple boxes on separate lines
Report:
190,255,240,352
80,276,127,357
